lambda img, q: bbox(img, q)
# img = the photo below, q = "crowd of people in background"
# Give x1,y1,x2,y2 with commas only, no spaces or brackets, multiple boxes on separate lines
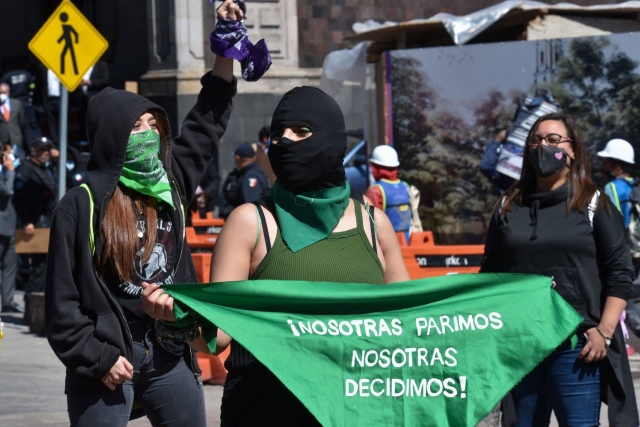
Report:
0,53,87,318
0,54,107,321
4,1,640,422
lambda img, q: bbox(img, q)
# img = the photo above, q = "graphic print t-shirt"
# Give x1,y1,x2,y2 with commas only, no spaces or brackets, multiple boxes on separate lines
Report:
111,207,177,342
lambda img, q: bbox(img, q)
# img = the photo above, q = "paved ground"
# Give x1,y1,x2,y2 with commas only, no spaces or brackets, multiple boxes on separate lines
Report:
1,291,640,426
0,291,223,427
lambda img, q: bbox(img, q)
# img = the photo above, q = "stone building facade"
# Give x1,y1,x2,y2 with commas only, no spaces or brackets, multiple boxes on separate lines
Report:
295,0,624,67
137,0,628,178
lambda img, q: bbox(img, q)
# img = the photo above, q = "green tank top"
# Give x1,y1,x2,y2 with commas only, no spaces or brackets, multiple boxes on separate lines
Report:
250,200,384,284
223,201,384,413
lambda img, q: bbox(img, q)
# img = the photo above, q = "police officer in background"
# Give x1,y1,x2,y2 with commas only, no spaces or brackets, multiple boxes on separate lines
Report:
365,145,414,242
219,142,269,219
13,136,58,322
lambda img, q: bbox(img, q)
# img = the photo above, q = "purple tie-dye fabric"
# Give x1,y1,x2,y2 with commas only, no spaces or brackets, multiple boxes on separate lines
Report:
209,1,271,81
209,18,250,62
241,39,272,82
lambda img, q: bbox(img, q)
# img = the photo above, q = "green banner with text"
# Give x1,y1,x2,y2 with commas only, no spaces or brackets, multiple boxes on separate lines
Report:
165,273,582,427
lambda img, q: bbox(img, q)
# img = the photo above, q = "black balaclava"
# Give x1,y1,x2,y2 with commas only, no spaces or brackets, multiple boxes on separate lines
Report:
268,86,347,193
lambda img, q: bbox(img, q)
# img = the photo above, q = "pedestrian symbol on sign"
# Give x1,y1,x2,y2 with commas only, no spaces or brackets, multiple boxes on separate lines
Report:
58,12,79,75
28,0,108,92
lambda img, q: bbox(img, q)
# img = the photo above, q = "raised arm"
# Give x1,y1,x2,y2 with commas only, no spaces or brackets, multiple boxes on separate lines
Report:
170,0,242,200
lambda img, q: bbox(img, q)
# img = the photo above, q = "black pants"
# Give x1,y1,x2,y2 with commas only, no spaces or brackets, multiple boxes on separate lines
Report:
67,333,205,427
0,235,17,308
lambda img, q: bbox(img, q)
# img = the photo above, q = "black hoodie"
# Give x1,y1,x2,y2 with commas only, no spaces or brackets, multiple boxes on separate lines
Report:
481,184,638,426
45,72,236,394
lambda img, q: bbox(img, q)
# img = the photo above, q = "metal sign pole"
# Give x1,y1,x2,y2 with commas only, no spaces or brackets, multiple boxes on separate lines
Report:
58,84,68,201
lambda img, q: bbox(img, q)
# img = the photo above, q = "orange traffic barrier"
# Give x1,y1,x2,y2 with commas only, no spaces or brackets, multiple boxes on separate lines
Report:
186,227,219,250
401,231,484,279
395,232,407,247
191,252,212,283
187,215,224,250
191,211,225,228
409,231,435,246
197,345,231,385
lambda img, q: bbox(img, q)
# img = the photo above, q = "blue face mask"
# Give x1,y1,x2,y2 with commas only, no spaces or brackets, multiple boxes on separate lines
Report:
44,161,51,168
13,158,20,169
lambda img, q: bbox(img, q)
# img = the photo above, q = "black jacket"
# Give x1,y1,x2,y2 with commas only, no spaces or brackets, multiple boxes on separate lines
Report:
14,158,56,227
219,162,269,218
45,72,236,394
481,184,638,427
200,155,221,212
0,167,16,236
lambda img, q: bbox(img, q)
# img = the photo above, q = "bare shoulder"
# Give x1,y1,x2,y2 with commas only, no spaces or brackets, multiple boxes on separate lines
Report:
372,205,394,233
219,203,259,237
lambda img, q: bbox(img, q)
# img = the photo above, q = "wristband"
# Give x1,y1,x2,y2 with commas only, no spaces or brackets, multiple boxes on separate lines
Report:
155,319,201,343
595,326,612,347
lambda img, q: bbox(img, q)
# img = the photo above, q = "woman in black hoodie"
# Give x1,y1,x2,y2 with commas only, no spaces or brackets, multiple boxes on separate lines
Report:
481,113,638,426
44,2,240,425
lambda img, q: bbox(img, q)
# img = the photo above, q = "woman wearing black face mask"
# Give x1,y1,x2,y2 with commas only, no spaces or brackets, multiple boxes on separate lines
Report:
143,86,410,425
481,113,638,426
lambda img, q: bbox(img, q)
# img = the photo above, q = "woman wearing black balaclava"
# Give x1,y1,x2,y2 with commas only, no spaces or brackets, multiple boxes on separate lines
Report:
143,86,409,424
480,113,638,426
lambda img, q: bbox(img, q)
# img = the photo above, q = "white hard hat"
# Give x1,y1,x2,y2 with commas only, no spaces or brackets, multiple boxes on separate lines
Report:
369,145,400,168
598,139,635,164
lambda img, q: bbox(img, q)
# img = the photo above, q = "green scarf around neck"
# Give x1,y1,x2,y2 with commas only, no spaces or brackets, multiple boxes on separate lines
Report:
119,129,175,209
268,181,351,252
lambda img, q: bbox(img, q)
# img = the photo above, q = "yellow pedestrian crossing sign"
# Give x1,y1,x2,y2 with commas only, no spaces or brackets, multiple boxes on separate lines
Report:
28,0,108,92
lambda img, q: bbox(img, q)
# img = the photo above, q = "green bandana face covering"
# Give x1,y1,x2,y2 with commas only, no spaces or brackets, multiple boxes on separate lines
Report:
119,129,175,209
268,180,350,252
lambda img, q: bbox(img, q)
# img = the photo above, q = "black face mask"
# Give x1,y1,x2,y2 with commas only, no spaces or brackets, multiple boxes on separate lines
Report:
528,145,569,178
268,86,347,193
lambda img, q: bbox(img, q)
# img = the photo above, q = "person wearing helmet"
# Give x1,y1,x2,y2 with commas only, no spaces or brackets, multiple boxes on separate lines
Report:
597,139,640,349
597,138,635,227
365,145,413,241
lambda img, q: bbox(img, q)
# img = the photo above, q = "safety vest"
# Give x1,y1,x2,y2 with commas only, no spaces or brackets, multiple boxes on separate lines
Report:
376,179,412,233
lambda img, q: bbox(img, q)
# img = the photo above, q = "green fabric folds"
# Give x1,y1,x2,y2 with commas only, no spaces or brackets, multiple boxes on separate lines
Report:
119,130,175,208
267,181,350,252
164,273,582,427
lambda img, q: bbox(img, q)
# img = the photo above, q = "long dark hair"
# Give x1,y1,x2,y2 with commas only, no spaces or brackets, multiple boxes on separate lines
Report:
500,112,603,215
97,110,171,282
